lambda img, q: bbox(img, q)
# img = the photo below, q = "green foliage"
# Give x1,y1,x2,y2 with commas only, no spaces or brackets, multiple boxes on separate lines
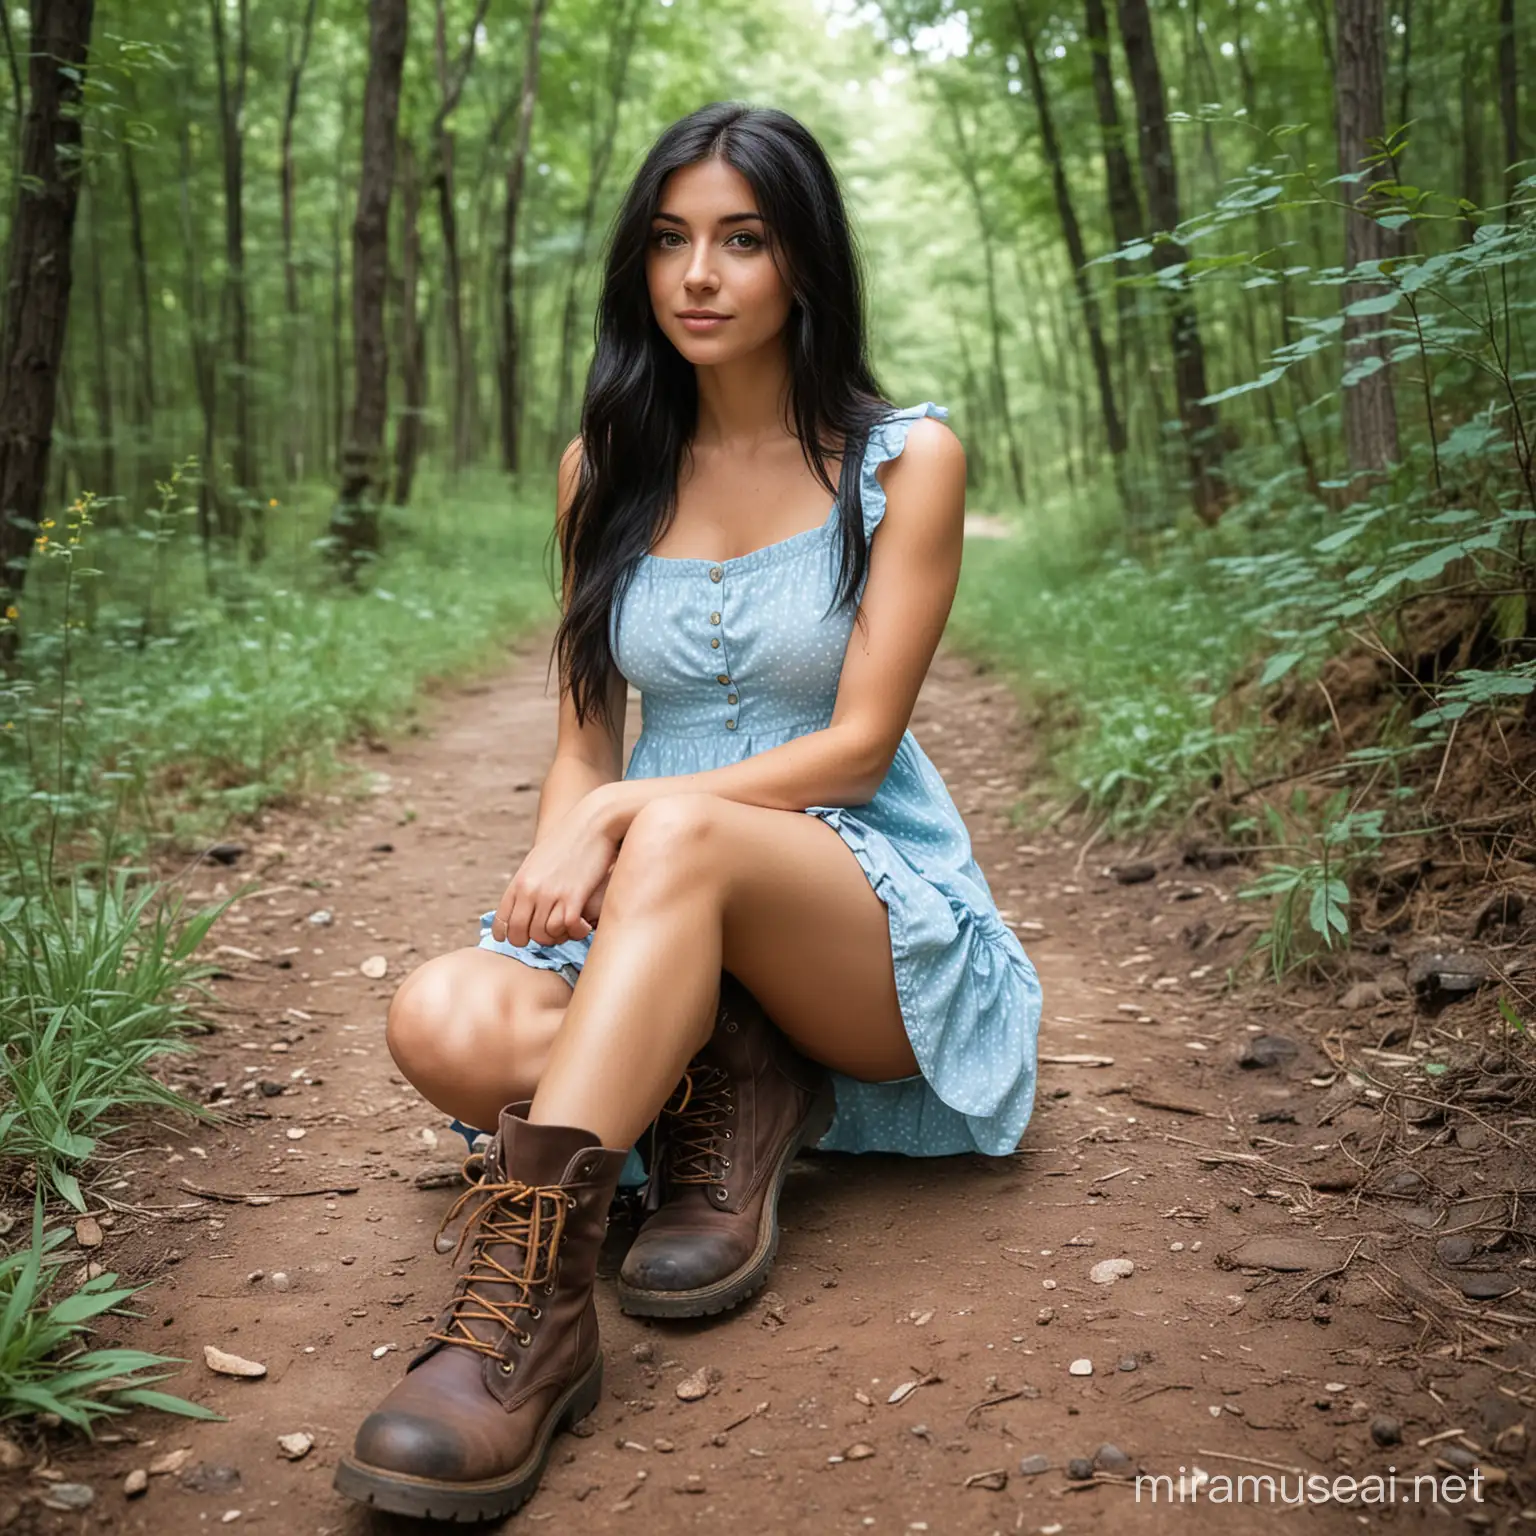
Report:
0,1190,225,1429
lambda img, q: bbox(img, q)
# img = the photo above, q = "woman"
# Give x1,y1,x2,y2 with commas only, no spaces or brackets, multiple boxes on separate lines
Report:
333,100,1042,1522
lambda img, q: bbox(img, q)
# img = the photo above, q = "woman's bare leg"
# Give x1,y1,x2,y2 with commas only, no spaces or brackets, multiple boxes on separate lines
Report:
529,792,917,1149
385,948,571,1133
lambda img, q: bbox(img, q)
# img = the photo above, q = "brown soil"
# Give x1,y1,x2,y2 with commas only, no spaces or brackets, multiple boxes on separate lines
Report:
2,636,1531,1534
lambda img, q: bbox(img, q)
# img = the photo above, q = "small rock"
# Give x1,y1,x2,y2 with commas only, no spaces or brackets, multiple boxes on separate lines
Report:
360,955,389,979
1407,950,1496,1013
1068,1358,1093,1377
677,1474,706,1494
631,1341,655,1364
41,1484,94,1512
1089,1258,1135,1285
276,1433,313,1461
179,1463,241,1494
652,1438,674,1454
206,842,247,866
74,1216,103,1248
1110,862,1157,885
1370,1416,1402,1447
148,1448,194,1477
0,1434,24,1471
256,1080,285,1098
372,1344,395,1359
1219,1236,1337,1272
1455,1122,1490,1151
675,1365,720,1402
307,910,333,927
1457,1272,1516,1300
221,1512,242,1525
1117,1356,1139,1373
1066,1457,1095,1480
1238,1035,1300,1070
269,1272,290,1291
1440,1445,1478,1473
124,1469,148,1497
1018,1454,1051,1477
1094,1444,1133,1474
844,1443,876,1461
285,1127,306,1141
1036,1307,1054,1325
1436,1234,1481,1266
1340,981,1385,1011
203,1345,266,1378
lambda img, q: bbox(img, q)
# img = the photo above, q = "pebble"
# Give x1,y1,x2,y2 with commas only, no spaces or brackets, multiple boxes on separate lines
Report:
1042,1279,1057,1291
203,1345,266,1378
148,1449,194,1477
74,1216,103,1249
1238,1034,1299,1069
41,1484,94,1511
276,1433,313,1461
270,1272,291,1291
124,1470,148,1497
1117,1356,1139,1373
1068,1359,1093,1377
1094,1443,1133,1474
631,1341,654,1363
221,1512,242,1524
675,1366,718,1402
1066,1457,1095,1480
1018,1454,1051,1477
844,1444,876,1461
372,1344,395,1359
1457,1272,1515,1299
1037,1307,1054,1325
285,1128,306,1141
1370,1416,1402,1447
1170,1241,1184,1252
1221,1236,1335,1272
1089,1259,1134,1285
360,955,389,979
652,1439,674,1454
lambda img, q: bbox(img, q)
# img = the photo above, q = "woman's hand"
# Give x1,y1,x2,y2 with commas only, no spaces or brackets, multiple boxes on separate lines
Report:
491,797,621,948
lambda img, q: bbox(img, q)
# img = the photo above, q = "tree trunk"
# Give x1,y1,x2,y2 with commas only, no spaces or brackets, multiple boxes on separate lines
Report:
84,175,114,497
121,129,155,428
331,0,408,580
0,0,94,654
497,0,551,476
1116,0,1227,522
209,0,256,551
330,72,351,479
1016,6,1127,501
176,103,219,560
280,0,318,483
1498,0,1519,201
553,0,644,455
1336,0,1401,472
392,139,425,505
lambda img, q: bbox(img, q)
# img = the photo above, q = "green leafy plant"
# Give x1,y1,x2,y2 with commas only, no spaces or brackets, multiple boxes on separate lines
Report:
0,1189,225,1429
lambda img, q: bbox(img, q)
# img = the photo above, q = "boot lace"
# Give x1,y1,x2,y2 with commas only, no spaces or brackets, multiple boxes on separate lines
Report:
658,1064,734,1190
427,1171,572,1361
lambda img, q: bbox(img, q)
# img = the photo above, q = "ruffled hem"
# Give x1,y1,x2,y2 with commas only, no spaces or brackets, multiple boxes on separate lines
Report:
861,402,951,540
800,803,1040,1158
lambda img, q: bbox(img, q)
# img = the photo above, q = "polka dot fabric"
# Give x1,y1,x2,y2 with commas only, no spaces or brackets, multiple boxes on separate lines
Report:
478,402,1042,1158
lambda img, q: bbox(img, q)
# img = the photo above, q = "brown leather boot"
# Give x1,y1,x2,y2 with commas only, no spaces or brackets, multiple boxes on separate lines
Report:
615,972,836,1318
333,1101,628,1521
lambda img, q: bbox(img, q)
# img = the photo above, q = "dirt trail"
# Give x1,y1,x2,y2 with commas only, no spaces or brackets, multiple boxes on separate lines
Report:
4,637,1510,1534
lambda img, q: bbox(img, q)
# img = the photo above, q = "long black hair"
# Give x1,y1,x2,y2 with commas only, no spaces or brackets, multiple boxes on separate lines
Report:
551,101,895,731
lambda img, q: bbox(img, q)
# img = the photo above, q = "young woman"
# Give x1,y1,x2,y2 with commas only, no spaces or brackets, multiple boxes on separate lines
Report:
334,100,1042,1522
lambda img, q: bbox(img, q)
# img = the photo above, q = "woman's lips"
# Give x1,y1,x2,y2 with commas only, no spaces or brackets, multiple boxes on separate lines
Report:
679,315,730,332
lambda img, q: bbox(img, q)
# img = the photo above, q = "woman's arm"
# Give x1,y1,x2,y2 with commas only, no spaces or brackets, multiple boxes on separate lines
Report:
585,416,967,842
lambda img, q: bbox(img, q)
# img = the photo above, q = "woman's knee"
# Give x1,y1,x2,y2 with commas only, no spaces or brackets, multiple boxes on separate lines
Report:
607,794,722,910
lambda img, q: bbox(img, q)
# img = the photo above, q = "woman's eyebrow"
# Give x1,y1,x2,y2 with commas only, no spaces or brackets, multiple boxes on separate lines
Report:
651,210,764,225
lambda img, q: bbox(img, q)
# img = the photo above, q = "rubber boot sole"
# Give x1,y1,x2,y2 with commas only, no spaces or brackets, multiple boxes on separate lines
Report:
615,1081,837,1319
331,1353,603,1522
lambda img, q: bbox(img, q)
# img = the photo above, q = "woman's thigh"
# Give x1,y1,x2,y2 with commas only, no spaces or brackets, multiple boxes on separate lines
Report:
386,947,572,1108
612,794,917,1083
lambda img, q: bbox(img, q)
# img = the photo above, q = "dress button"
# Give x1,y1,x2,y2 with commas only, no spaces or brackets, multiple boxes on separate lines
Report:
709,566,722,582
726,719,737,729
710,611,720,624
716,673,729,685
710,638,720,649
727,693,737,704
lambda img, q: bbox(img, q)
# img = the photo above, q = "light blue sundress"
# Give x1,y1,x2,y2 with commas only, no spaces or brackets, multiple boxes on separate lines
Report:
476,402,1042,1161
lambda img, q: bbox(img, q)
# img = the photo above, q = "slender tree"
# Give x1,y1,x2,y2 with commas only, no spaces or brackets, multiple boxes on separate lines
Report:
331,0,409,578
0,0,96,660
1013,5,1126,501
280,0,320,482
1116,0,1227,522
1336,0,1400,472
497,0,552,476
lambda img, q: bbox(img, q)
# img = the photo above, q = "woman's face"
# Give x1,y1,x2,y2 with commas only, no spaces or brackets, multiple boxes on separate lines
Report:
646,157,794,366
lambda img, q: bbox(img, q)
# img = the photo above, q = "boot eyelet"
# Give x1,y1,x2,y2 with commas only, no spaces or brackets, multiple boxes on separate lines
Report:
723,1130,733,1140
725,1021,738,1033
516,1329,532,1346
543,1280,556,1295
721,1158,731,1169
714,1187,728,1202
499,1360,515,1375
566,1195,577,1210
530,1306,542,1320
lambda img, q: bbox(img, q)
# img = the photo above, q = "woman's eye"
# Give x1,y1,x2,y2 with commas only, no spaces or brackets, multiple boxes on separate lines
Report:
726,232,761,249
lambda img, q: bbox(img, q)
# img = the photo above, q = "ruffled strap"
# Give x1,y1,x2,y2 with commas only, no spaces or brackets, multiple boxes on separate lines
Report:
859,401,951,540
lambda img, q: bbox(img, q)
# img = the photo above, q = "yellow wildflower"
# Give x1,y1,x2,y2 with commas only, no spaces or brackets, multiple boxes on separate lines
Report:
269,498,279,507
41,518,55,529
4,606,15,619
